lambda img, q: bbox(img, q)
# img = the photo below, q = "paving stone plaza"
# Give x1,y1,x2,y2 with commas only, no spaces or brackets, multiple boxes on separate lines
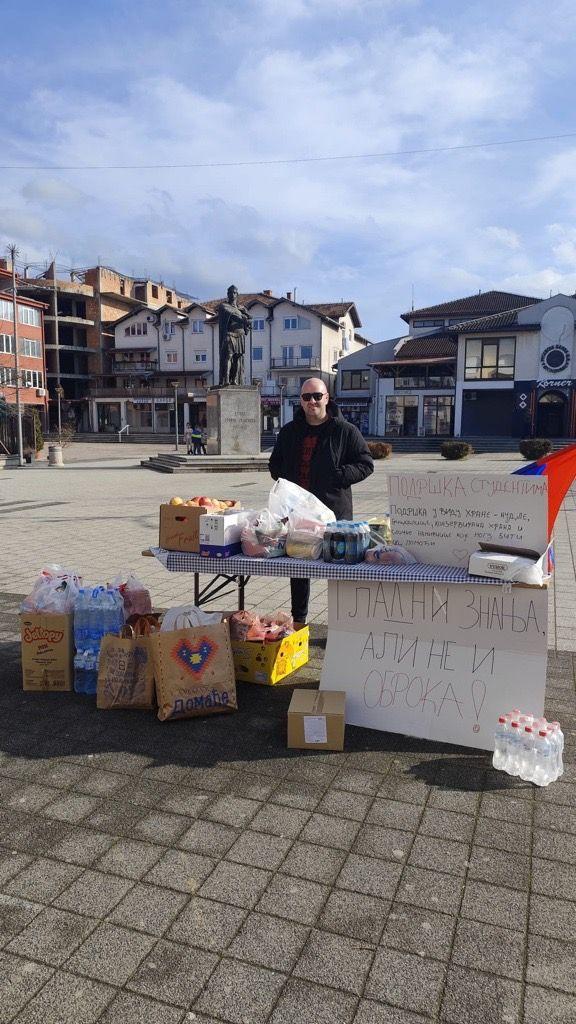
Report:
0,444,574,1024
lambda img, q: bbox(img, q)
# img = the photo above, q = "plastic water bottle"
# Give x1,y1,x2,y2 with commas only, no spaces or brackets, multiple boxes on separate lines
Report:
533,729,553,787
548,722,564,778
73,589,89,694
519,726,536,782
506,720,522,775
492,716,509,770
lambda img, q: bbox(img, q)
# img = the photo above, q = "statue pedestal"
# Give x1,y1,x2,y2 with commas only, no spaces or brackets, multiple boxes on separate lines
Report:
206,386,261,456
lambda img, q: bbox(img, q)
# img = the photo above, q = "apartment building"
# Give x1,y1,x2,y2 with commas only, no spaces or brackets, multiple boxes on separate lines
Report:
18,263,193,430
0,265,48,422
91,290,368,433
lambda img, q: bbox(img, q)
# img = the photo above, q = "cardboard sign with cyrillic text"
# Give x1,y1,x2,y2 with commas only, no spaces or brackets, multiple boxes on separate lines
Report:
320,579,547,750
387,472,548,567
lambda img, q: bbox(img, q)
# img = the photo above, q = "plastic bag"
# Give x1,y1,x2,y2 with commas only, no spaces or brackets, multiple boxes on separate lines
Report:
285,527,325,560
160,605,223,632
364,544,417,565
268,478,335,525
241,509,287,558
21,565,82,613
112,573,153,618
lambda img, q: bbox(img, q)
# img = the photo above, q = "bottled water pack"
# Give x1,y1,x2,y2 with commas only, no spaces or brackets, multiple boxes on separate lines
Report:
73,587,124,695
493,708,563,786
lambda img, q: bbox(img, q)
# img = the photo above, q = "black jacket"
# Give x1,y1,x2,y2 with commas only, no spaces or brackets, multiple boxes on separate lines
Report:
269,401,374,519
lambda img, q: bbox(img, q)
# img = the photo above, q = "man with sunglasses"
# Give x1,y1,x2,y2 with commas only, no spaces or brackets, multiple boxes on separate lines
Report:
269,377,374,627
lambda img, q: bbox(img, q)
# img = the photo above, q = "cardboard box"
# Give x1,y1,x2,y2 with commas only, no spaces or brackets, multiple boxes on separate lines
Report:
287,689,346,751
159,502,241,553
20,611,74,691
199,510,253,559
232,626,309,685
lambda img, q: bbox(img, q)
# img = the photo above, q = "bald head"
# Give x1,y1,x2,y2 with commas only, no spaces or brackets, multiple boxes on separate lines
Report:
300,378,330,425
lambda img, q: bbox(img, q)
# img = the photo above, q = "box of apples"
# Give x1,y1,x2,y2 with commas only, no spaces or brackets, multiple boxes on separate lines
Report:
159,496,241,553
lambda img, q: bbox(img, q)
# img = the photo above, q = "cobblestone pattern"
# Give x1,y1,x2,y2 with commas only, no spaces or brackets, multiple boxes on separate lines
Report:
0,450,574,1022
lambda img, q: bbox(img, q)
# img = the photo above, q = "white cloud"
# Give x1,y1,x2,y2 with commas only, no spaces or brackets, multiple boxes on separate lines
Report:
0,1,573,336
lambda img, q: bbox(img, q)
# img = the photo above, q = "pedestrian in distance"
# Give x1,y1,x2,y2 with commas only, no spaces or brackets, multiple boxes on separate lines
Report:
200,426,208,455
191,424,202,455
184,422,193,455
269,378,374,628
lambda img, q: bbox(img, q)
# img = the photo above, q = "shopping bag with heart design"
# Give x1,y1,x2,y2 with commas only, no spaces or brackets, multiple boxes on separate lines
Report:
150,621,237,721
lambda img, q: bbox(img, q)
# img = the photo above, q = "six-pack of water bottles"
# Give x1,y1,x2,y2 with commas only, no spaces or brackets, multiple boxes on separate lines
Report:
493,709,564,786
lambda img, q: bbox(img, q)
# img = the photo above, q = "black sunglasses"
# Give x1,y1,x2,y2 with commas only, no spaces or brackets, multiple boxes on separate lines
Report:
301,392,326,402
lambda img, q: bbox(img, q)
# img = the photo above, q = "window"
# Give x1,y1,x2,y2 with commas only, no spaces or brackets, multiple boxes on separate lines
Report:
0,333,14,353
385,395,418,436
464,337,515,381
151,285,159,299
166,290,173,303
22,369,43,388
18,305,41,327
191,320,204,333
120,279,126,295
195,351,207,362
166,351,178,363
0,299,13,320
124,326,130,336
142,322,147,335
284,317,298,330
300,345,313,361
136,323,142,336
134,284,146,301
130,324,136,336
253,347,263,361
342,370,370,390
281,346,294,363
20,338,41,358
412,318,445,328
252,319,265,331
0,366,17,386
423,395,454,436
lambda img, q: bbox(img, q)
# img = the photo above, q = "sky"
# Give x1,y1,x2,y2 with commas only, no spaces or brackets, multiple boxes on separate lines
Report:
2,0,576,339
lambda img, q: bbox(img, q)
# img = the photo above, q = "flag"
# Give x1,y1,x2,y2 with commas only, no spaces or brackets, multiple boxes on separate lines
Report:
514,442,576,537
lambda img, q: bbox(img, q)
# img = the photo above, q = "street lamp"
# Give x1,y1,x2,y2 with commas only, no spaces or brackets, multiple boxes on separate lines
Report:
170,380,179,451
55,384,64,442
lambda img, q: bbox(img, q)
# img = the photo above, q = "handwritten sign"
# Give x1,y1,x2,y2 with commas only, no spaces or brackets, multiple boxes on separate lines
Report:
387,472,548,567
320,580,548,750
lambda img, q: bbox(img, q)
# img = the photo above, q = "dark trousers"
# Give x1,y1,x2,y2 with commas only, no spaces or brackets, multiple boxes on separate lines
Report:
290,577,310,623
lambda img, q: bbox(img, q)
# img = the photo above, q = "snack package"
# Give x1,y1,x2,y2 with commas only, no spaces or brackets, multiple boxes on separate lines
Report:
368,515,393,546
21,565,82,613
241,510,287,558
285,527,325,560
364,544,417,565
230,609,294,643
229,610,258,641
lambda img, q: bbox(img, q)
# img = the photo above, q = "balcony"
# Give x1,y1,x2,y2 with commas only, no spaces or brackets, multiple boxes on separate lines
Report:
112,361,158,374
45,314,95,327
270,356,320,369
89,386,208,399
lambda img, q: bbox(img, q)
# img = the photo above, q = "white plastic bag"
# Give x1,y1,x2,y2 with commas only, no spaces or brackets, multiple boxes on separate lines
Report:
21,565,82,613
111,572,153,618
241,509,287,558
160,605,223,632
268,478,335,525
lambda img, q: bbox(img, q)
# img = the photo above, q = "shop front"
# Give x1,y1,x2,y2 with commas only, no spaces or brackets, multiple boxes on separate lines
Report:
339,399,371,434
261,396,280,432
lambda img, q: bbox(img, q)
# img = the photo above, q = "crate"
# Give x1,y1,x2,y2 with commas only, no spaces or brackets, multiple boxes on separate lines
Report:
231,626,309,685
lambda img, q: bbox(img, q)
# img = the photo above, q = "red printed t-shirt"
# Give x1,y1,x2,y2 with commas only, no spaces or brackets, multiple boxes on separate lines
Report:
297,420,330,491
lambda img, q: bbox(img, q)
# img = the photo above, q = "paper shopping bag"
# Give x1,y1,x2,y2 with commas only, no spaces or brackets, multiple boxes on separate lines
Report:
97,620,157,710
150,621,237,722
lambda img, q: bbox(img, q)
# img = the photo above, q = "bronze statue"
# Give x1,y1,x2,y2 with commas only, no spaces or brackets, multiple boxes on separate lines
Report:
218,285,252,386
